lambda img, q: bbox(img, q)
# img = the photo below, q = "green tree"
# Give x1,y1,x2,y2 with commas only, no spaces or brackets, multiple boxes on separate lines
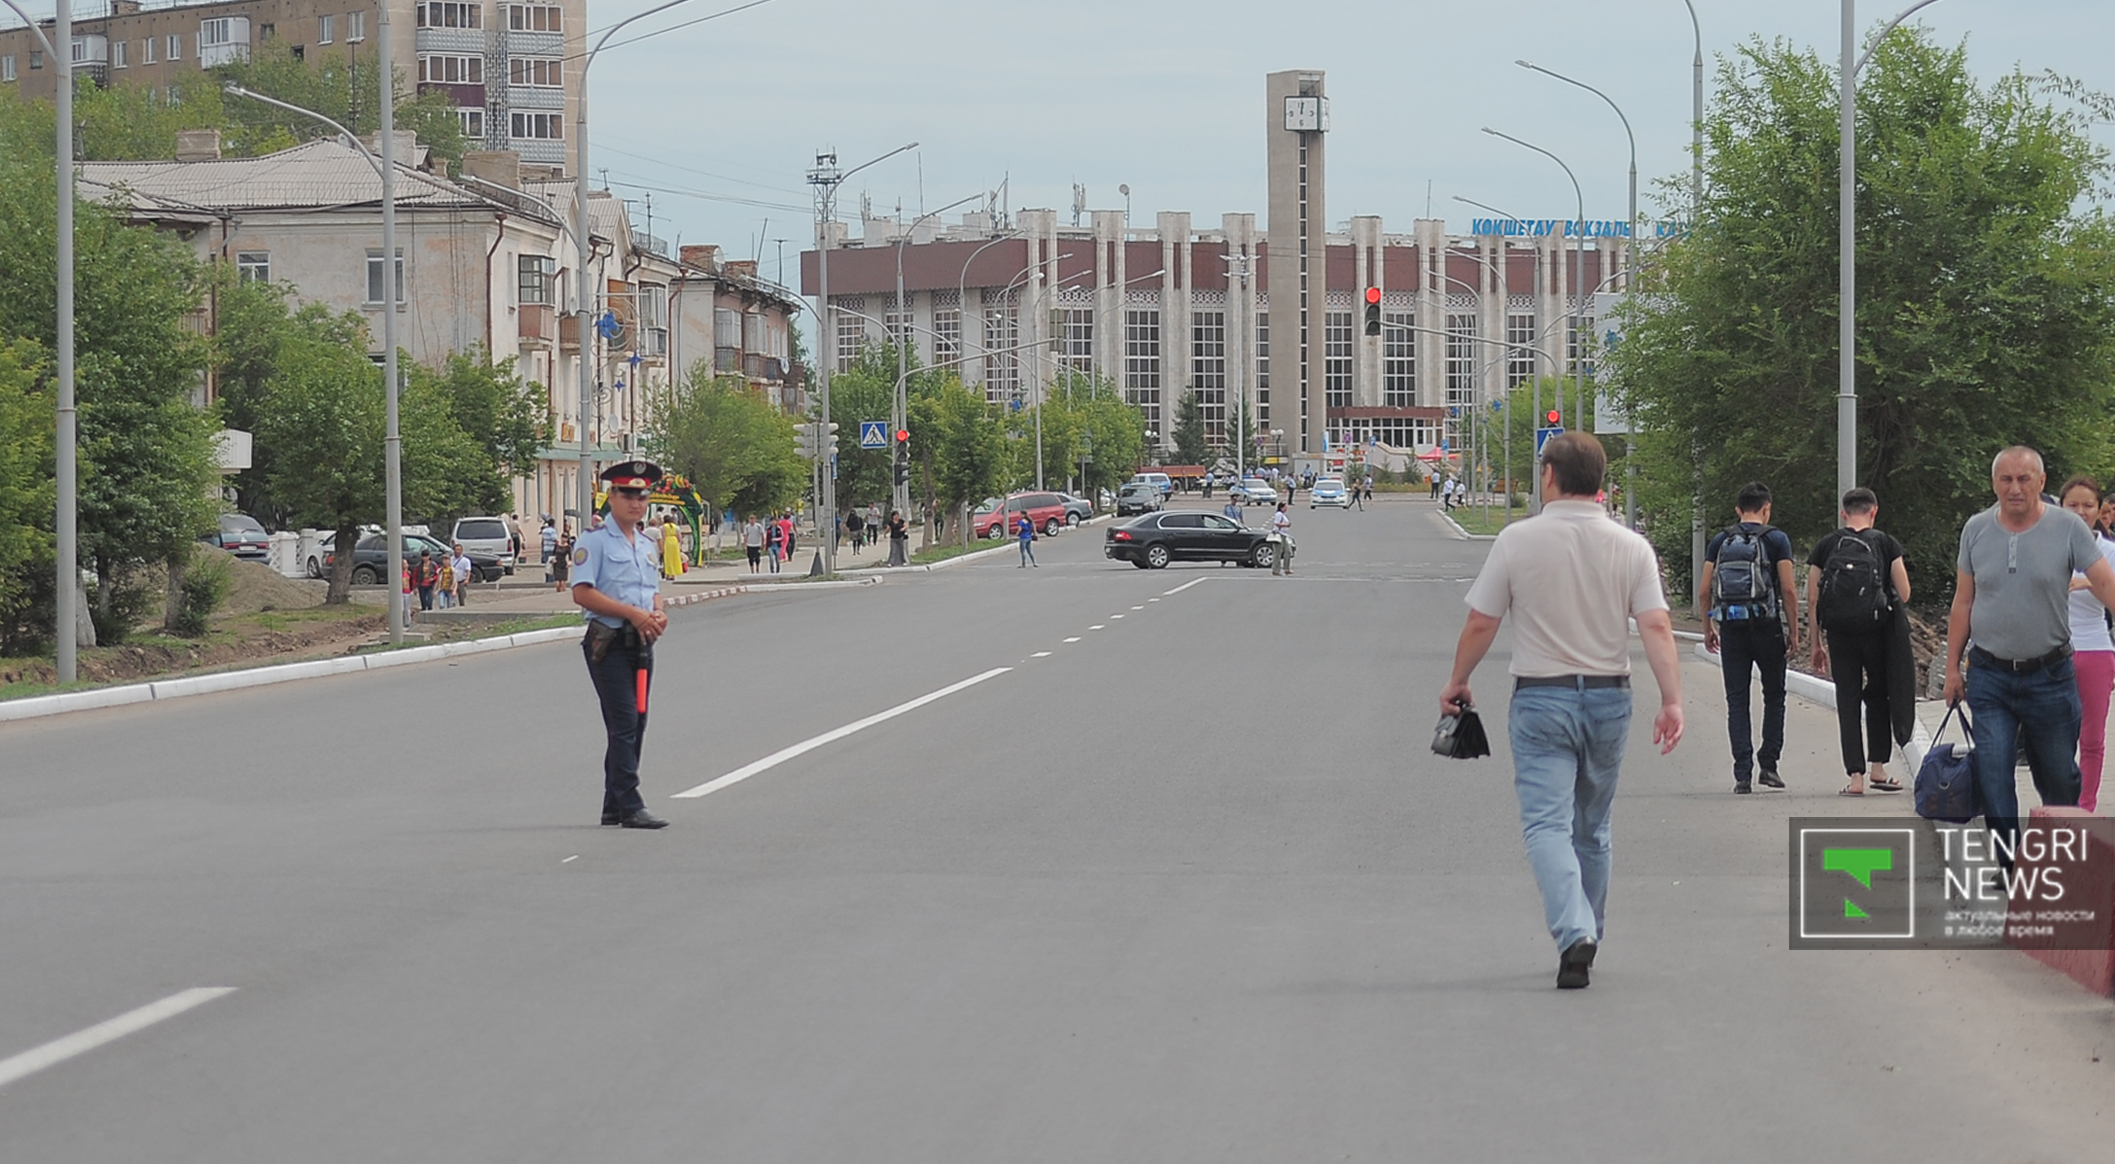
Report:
648,368,806,520
407,350,544,517
819,347,898,510
0,340,55,654
255,335,389,602
1170,388,1210,466
1611,32,2115,594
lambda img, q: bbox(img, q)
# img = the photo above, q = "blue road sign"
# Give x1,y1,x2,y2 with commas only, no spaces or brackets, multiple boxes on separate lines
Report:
858,421,888,449
1535,426,1565,454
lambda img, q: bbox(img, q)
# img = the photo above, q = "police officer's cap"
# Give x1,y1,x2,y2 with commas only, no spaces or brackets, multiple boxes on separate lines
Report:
600,460,664,491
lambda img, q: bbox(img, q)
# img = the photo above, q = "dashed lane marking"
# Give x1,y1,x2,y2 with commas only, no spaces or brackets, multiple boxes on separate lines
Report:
1031,651,1052,658
1063,637,1081,643
0,988,236,1092
1163,578,1209,595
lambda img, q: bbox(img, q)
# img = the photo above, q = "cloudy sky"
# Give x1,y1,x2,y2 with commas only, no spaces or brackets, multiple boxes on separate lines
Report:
11,1,2114,287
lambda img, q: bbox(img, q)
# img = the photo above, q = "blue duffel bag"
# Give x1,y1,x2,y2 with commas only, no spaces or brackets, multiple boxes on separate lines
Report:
1914,704,1981,823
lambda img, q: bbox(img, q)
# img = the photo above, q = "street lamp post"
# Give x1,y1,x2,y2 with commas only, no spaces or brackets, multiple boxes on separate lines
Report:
5,0,77,674
894,192,981,512
223,72,407,646
1483,129,1587,450
1517,59,1640,529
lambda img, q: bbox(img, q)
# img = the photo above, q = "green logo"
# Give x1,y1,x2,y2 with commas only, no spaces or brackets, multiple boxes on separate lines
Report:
1824,848,1893,919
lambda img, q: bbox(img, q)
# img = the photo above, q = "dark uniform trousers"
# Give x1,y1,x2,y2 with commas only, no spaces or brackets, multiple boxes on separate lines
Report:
1718,618,1787,779
585,631,653,817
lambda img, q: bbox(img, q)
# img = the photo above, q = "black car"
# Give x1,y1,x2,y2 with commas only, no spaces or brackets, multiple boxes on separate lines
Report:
1115,483,1163,517
329,533,505,585
1104,511,1275,570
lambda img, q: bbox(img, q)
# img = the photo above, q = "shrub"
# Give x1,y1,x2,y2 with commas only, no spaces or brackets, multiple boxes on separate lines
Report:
171,553,231,637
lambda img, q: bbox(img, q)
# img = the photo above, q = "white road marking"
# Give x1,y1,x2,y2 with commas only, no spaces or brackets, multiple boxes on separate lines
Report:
673,667,1014,799
1131,605,1144,610
1089,625,1105,630
1147,598,1160,603
1063,637,1081,643
0,987,235,1091
1110,614,1124,619
1163,578,1208,595
1031,651,1052,658
562,855,579,863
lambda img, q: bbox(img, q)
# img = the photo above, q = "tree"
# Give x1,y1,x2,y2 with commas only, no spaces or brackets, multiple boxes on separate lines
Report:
819,346,899,510
648,368,806,520
0,340,55,654
924,379,1007,545
1610,32,2115,594
1170,388,1210,466
256,334,390,602
407,350,544,517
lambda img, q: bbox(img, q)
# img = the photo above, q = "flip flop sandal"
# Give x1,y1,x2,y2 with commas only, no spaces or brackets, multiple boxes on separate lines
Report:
1838,783,1865,796
1867,777,1904,793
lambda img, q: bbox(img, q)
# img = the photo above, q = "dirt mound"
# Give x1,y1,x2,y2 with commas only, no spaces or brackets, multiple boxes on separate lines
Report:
211,551,328,616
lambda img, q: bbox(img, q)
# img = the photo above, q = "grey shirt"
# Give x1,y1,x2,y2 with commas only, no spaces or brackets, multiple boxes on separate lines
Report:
1957,504,2102,660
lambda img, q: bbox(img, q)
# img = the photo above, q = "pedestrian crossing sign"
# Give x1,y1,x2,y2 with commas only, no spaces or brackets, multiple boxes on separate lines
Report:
859,421,888,449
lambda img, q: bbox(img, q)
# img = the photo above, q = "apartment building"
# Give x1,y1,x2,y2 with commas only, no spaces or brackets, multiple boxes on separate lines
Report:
1,0,585,168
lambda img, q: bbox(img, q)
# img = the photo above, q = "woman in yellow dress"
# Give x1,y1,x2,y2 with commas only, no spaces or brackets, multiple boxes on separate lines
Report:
661,514,684,578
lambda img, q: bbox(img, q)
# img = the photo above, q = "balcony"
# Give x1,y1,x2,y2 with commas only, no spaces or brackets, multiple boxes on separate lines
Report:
637,327,667,358
714,347,738,374
558,311,581,354
518,303,554,346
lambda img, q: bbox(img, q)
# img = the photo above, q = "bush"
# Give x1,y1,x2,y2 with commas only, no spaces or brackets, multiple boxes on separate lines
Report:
88,581,158,646
171,553,231,637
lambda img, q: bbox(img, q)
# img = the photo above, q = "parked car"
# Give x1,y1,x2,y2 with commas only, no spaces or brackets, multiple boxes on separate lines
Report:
304,532,335,579
1310,477,1350,508
1055,493,1094,525
451,516,516,575
201,512,270,562
1104,511,1276,570
1116,483,1164,517
1230,478,1278,506
327,533,504,585
1128,471,1174,500
974,492,1072,538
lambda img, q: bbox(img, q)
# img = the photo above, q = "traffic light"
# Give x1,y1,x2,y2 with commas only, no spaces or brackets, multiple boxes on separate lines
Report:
892,428,911,485
1363,286,1382,336
793,420,840,460
1545,409,1561,426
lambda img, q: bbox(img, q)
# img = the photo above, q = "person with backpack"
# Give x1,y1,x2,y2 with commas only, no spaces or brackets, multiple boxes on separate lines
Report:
1698,482,1799,794
1806,487,1913,795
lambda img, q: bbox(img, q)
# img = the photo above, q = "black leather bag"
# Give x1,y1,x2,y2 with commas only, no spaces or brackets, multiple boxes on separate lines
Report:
1432,705,1492,759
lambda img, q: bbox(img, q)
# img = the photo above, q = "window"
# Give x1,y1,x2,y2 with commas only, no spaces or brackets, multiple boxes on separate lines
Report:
113,40,127,68
1058,309,1093,376
1446,314,1478,410
417,3,483,29
167,35,181,60
29,50,44,70
884,297,910,349
2,56,15,83
1123,309,1160,435
834,306,865,372
1192,310,1226,443
141,37,155,64
258,23,275,40
1323,309,1352,408
508,4,562,31
1567,314,1596,373
419,55,482,84
1383,313,1415,406
1506,313,1537,390
509,112,562,140
348,11,366,41
1255,311,1270,423
456,108,483,138
981,306,1017,401
236,251,270,283
366,248,405,305
933,309,960,367
508,56,561,87
200,19,235,48
517,255,551,305
638,285,668,357
318,15,334,43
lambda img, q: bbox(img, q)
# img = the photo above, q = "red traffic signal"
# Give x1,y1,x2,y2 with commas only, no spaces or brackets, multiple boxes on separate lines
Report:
1545,410,1561,425
1364,286,1382,305
895,429,909,443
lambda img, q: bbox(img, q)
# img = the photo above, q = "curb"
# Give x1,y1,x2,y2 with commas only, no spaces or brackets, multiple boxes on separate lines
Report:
1435,511,1495,541
0,581,789,726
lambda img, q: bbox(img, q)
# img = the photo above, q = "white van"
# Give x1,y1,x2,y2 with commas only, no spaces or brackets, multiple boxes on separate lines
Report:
451,516,516,575
1129,471,1174,499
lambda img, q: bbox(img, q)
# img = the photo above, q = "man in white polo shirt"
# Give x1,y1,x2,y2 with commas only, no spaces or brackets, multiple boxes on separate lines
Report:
1439,432,1686,989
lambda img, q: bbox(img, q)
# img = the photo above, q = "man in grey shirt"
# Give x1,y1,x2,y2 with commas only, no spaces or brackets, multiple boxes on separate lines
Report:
1945,446,2115,853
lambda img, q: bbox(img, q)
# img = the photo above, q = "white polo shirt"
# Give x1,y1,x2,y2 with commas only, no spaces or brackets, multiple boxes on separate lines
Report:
1463,500,1668,677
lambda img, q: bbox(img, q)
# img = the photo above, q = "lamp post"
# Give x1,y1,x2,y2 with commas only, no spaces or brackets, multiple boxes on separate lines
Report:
0,0,74,676
1683,0,1708,621
893,192,982,512
1517,59,1640,529
224,67,407,646
1482,128,1587,453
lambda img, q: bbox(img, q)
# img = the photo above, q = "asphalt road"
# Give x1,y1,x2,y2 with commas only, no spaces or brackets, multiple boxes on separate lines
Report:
2,496,2109,1162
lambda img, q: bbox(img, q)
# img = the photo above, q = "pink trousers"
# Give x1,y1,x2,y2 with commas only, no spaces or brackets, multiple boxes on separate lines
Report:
2075,649,2113,813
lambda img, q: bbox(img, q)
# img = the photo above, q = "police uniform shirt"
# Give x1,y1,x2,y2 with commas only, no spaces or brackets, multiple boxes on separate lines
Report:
571,520,660,627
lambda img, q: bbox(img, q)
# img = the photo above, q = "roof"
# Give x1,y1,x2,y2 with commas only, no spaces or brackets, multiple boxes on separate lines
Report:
77,140,500,217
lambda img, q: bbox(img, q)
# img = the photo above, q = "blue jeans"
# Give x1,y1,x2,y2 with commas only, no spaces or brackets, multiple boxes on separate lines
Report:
1019,538,1035,565
1966,657,2082,854
1508,684,1634,951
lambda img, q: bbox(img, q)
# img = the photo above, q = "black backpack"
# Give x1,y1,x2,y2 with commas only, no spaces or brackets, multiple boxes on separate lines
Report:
1711,524,1780,622
1817,529,1893,633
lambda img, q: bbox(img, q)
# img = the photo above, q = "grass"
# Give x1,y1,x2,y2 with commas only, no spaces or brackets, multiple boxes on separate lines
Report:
904,539,1012,566
1447,506,1528,536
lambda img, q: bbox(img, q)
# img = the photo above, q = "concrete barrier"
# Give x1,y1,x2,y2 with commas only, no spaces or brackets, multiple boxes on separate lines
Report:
2007,805,2115,998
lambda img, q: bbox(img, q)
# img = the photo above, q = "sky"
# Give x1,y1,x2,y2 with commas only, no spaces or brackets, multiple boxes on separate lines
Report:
10,0,2115,289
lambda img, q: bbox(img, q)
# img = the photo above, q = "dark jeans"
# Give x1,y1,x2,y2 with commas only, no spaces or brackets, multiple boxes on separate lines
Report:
1717,619,1787,780
584,631,654,817
1826,629,1893,774
1966,656,2082,857
417,585,434,611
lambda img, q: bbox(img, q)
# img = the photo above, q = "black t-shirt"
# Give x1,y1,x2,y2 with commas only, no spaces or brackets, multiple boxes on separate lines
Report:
1806,527,1904,573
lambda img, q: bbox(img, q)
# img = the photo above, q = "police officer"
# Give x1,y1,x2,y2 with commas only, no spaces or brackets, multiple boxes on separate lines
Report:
572,460,672,829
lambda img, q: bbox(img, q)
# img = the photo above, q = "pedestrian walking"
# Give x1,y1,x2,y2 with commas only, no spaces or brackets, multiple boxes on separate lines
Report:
451,542,473,607
1807,488,1913,795
2059,476,2115,813
1016,510,1038,567
540,517,558,568
506,513,525,567
845,509,865,553
1222,497,1243,524
1699,482,1798,793
1943,446,2115,858
416,549,438,611
782,512,798,560
551,526,572,591
766,515,784,573
1270,502,1293,575
742,514,765,572
661,514,685,579
571,461,671,830
1439,432,1685,990
1430,469,1442,501
887,509,910,567
401,559,416,626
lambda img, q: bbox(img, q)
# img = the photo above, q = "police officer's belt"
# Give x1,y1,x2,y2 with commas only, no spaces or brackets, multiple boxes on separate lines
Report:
584,621,645,664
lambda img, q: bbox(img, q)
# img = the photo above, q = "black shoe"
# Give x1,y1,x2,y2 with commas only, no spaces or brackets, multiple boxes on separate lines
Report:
1557,938,1597,989
1734,779,1753,795
1757,769,1785,789
600,811,620,826
615,809,669,830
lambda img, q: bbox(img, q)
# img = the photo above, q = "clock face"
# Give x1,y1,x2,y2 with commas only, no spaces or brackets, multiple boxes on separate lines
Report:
1284,96,1330,132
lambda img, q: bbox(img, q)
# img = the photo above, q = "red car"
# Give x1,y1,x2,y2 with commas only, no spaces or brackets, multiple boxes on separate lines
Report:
974,491,1071,538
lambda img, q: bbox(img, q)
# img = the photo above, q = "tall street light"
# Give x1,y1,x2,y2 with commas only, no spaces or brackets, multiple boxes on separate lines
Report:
224,80,407,641
1840,0,1946,505
894,192,982,513
1482,128,1586,457
1683,0,1708,623
0,0,74,677
1517,59,1640,529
